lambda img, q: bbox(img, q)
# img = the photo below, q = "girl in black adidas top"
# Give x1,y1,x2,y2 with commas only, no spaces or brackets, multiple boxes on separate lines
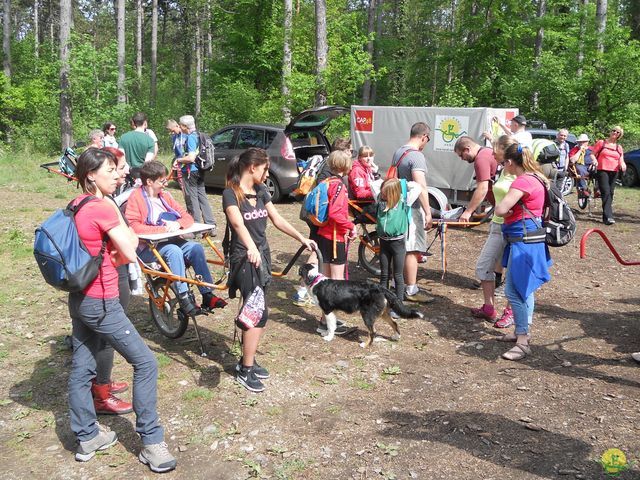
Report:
223,147,315,392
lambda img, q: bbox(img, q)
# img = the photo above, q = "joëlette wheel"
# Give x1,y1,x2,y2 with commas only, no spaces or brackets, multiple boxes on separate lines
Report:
147,276,189,339
358,230,381,276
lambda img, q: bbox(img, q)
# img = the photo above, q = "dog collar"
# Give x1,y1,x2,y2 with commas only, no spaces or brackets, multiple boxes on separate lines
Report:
309,273,327,288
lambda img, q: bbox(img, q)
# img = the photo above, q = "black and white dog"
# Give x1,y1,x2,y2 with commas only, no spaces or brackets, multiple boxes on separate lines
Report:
298,263,424,347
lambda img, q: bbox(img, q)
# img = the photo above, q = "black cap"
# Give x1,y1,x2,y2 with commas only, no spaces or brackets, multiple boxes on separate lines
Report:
512,115,527,126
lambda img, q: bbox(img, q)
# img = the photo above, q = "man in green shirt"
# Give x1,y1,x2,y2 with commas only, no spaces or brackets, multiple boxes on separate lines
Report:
119,112,155,178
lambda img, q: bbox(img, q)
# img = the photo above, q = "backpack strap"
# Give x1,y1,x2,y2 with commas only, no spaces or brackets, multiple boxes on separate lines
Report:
68,195,108,256
391,147,418,169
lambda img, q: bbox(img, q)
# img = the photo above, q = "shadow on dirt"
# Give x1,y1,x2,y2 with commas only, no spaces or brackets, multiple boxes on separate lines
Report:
380,409,639,479
9,335,142,457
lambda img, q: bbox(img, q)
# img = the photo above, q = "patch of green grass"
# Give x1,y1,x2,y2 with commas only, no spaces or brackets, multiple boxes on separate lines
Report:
376,441,400,456
0,349,8,362
0,229,32,260
182,387,214,402
275,459,309,480
381,365,402,379
322,377,339,385
353,358,366,369
266,406,283,417
353,378,375,390
327,405,341,414
308,391,319,399
156,353,171,368
242,397,258,407
32,366,56,384
243,459,262,478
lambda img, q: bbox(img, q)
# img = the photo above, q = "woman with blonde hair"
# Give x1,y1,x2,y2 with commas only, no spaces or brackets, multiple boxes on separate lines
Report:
590,126,627,225
494,144,552,361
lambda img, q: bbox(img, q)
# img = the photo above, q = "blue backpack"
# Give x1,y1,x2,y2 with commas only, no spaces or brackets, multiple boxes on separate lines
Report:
303,177,343,227
33,196,107,292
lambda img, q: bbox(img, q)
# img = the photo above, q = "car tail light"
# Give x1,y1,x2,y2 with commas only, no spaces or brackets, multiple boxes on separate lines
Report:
281,137,296,161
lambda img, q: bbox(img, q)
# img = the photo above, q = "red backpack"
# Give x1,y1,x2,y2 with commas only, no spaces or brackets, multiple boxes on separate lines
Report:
386,148,418,179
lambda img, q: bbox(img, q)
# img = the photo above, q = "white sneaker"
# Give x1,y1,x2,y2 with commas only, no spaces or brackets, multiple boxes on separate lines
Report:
632,352,640,363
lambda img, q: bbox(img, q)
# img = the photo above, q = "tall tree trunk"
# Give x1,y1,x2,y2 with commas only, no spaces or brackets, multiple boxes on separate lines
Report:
150,0,158,106
531,0,546,113
59,0,72,149
136,0,142,84
206,0,212,58
3,0,11,79
362,0,376,105
596,0,607,55
370,0,383,104
577,0,588,77
34,0,39,59
282,0,293,122
116,0,126,103
314,0,328,107
195,18,201,118
447,0,456,84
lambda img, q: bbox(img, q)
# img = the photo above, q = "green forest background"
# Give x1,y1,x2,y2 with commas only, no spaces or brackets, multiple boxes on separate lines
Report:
1,0,640,154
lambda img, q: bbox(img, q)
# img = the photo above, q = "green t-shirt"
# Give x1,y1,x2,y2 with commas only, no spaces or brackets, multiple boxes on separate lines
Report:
119,130,154,168
491,170,517,225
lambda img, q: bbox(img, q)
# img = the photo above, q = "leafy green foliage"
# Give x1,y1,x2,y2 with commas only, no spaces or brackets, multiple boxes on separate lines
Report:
2,0,640,152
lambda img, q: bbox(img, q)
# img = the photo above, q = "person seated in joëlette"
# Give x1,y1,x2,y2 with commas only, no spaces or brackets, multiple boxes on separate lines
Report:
124,160,226,315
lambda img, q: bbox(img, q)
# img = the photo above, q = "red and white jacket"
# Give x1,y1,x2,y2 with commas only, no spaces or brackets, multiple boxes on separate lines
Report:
318,178,355,242
348,159,376,200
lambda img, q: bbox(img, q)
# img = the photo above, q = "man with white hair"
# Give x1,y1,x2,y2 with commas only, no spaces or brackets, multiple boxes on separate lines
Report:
175,114,217,232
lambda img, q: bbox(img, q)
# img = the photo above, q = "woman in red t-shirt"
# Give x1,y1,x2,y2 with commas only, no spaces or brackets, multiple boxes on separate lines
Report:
68,148,176,472
591,126,627,225
495,144,552,361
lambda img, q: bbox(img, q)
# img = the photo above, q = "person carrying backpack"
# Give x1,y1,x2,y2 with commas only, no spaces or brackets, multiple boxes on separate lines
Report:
65,148,176,472
590,126,627,225
372,178,421,312
494,144,553,362
175,115,217,234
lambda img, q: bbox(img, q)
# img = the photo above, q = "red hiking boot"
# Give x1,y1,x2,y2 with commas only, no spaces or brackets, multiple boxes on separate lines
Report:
470,304,497,321
494,307,514,328
92,383,133,415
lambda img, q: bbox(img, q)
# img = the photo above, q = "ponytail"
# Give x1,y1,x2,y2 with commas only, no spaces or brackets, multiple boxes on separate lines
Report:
504,143,549,186
225,147,270,204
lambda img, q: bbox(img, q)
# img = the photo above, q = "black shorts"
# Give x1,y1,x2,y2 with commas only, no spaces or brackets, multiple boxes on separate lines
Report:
317,236,347,265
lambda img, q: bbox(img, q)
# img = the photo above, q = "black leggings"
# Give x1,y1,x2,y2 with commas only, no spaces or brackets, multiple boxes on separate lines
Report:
596,170,618,221
379,238,406,302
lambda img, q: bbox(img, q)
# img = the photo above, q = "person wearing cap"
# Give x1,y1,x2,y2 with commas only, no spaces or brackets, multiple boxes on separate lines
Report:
569,134,593,194
490,114,533,149
590,126,626,225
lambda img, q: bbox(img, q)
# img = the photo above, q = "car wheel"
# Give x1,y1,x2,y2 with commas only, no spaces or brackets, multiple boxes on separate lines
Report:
265,175,281,202
621,165,639,187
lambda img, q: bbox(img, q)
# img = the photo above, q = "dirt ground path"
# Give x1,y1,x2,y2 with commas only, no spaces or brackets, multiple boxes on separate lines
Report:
1,186,639,480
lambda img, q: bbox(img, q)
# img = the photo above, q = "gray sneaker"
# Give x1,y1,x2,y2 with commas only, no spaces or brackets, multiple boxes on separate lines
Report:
75,422,118,462
235,358,270,379
139,442,177,473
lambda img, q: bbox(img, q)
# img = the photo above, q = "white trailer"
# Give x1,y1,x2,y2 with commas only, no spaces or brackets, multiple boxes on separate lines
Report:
350,105,518,210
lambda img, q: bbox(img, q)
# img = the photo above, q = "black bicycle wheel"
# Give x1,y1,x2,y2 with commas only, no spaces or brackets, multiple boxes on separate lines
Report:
358,230,381,276
146,276,189,339
577,194,588,210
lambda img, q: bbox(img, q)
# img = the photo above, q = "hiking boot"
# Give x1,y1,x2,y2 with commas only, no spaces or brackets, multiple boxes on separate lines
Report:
235,358,270,379
139,442,177,473
109,380,128,394
92,378,128,394
494,307,514,328
405,291,435,304
470,304,497,321
236,366,265,393
177,291,198,316
201,291,228,311
91,383,133,415
75,422,118,462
